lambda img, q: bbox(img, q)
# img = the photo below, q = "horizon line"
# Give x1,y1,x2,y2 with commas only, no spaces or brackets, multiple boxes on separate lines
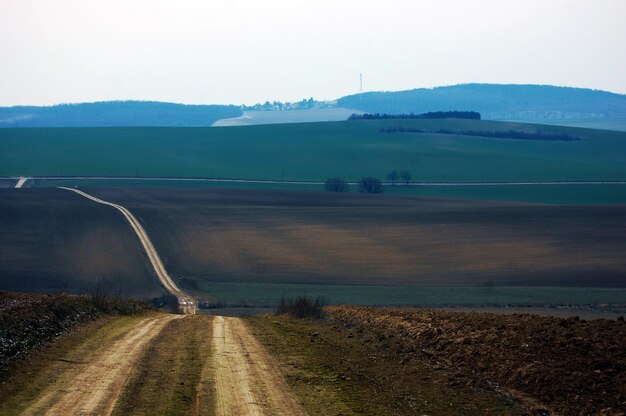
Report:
2,82,626,108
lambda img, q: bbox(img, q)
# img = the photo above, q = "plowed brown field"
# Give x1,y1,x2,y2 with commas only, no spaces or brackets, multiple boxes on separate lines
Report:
91,187,626,288
327,306,626,415
2,187,626,299
0,189,161,297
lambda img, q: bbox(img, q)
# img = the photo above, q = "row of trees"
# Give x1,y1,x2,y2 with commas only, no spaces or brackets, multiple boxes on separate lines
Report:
348,111,481,120
386,170,412,186
324,170,413,193
380,127,579,141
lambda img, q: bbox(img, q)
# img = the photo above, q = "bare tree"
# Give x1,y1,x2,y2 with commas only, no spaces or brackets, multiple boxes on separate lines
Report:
400,170,412,186
387,170,399,186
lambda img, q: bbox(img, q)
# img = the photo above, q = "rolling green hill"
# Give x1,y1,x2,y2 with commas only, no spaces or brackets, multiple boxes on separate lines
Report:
2,118,626,181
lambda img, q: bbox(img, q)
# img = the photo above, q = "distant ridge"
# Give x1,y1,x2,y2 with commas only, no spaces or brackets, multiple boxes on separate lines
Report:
337,84,626,126
0,100,242,128
3,84,626,130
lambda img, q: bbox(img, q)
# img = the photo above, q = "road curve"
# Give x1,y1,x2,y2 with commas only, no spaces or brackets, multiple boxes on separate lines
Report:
59,187,196,314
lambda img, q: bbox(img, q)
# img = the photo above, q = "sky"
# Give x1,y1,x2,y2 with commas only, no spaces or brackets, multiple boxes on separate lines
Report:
1,0,625,106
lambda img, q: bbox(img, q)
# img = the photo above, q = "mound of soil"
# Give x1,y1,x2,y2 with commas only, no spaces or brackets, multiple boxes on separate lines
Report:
328,306,626,416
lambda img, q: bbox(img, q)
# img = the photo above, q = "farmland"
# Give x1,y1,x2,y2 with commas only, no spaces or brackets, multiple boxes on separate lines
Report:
89,187,626,287
3,118,626,203
1,119,626,182
2,122,626,414
248,306,626,415
3,187,624,307
0,189,161,298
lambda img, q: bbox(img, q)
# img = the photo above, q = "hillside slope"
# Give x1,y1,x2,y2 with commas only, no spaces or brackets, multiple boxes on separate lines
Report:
87,188,626,290
337,84,626,129
0,189,162,297
2,119,626,184
0,101,242,128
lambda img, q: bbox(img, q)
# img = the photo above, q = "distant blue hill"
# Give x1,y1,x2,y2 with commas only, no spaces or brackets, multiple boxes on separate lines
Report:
337,84,626,129
3,85,626,130
0,101,242,127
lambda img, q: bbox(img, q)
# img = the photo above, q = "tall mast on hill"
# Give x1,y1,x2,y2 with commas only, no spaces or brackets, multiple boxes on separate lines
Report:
360,73,363,93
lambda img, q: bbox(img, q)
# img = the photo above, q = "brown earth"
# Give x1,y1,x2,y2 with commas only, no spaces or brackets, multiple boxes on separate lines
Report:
91,187,626,287
327,306,626,415
0,189,163,297
59,187,196,313
2,187,626,300
248,314,530,415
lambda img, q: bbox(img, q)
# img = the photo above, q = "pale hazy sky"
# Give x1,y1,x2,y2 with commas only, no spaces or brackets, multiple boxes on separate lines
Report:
1,0,625,106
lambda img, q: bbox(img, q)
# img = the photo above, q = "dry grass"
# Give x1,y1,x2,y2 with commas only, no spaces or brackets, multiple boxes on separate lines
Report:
247,314,528,415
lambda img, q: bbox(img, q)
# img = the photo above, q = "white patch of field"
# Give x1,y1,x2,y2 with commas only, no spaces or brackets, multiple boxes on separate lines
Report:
212,107,361,127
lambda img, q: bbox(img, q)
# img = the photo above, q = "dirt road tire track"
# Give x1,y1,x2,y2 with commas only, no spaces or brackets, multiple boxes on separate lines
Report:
21,314,181,416
212,316,307,416
59,187,196,314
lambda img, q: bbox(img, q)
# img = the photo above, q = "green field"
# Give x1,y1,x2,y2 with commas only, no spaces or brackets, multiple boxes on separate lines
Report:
4,118,626,203
198,281,626,309
2,119,626,182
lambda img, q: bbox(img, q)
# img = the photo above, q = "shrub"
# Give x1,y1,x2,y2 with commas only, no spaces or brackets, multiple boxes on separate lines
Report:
358,177,384,193
324,177,349,192
90,280,116,312
275,295,326,319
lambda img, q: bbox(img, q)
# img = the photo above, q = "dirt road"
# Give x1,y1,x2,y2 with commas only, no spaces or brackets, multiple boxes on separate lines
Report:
14,177,28,188
21,314,180,416
59,187,196,314
212,316,307,416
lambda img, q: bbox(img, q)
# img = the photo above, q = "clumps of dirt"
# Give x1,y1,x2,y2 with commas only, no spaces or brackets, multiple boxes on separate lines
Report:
0,291,151,376
327,306,626,416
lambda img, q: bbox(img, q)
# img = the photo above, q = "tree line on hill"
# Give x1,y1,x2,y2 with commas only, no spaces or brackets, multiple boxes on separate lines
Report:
325,170,413,194
3,84,625,128
380,127,581,141
337,84,626,122
0,101,242,127
348,111,481,121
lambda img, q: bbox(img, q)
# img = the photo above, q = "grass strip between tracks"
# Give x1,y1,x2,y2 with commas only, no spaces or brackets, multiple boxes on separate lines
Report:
111,315,214,416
